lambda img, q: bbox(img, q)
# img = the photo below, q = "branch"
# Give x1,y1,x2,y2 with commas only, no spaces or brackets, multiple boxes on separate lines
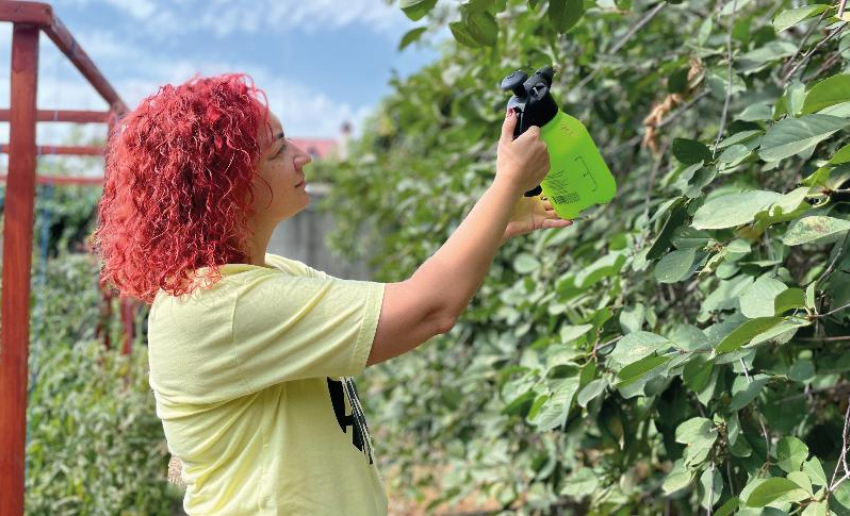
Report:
829,394,850,492
780,9,829,78
783,22,849,83
821,300,850,317
777,382,850,402
609,2,668,54
575,2,668,90
658,90,711,129
643,140,670,221
819,230,850,285
740,358,772,472
804,51,843,82
798,334,850,342
713,0,740,154
840,0,848,20
610,90,711,154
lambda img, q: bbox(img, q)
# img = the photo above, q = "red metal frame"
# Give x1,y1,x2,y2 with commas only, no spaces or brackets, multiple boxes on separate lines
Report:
0,3,129,514
1,144,106,155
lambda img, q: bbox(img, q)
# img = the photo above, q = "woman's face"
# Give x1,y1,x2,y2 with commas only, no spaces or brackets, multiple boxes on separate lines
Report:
251,111,312,223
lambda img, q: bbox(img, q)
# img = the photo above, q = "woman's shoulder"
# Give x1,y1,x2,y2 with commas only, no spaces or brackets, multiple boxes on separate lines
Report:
264,252,331,279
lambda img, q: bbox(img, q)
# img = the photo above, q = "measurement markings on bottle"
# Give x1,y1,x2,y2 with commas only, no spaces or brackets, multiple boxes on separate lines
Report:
552,192,580,204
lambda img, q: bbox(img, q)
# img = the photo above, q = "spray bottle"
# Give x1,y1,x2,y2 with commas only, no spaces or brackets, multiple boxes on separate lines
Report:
501,66,617,219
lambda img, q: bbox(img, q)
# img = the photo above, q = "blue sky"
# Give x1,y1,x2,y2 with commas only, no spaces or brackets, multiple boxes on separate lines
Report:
0,0,446,154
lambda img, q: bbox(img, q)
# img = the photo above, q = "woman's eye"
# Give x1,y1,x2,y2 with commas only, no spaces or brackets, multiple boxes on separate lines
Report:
275,146,286,158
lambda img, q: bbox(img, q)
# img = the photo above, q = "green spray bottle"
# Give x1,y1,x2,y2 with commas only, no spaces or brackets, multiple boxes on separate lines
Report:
501,66,617,219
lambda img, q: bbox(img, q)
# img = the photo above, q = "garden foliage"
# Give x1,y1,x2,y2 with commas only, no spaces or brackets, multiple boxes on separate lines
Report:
319,0,850,513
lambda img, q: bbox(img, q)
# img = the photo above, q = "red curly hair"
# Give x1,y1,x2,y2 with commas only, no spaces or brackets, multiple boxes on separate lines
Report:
92,73,273,304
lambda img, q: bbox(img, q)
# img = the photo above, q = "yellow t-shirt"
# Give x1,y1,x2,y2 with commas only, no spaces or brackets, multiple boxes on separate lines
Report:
147,252,389,515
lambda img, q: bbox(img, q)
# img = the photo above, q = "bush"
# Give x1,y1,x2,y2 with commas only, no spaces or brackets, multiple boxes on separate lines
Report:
5,248,178,515
321,0,850,513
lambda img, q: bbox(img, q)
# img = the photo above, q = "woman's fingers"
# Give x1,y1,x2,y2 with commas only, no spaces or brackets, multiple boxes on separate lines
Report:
541,218,574,229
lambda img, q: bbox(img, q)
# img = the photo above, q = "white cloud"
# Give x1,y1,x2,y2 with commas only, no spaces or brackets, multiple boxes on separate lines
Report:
199,0,412,38
58,0,414,39
0,30,371,169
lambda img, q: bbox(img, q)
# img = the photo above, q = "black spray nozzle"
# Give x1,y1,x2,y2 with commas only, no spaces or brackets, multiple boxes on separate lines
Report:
500,70,528,97
533,66,555,85
500,65,559,198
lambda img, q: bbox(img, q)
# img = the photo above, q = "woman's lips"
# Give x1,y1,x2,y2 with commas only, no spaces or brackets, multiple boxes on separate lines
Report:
295,180,306,188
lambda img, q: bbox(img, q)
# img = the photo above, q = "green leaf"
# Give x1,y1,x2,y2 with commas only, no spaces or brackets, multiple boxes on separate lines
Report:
616,354,671,387
575,252,626,288
788,359,815,382
673,138,713,165
464,9,499,46
662,460,694,495
400,0,437,21
784,79,807,117
773,4,830,33
718,144,751,166
739,277,788,318
577,379,606,407
548,0,585,34
803,457,828,486
560,467,599,497
683,356,714,392
715,317,784,354
777,436,809,473
714,497,739,516
729,374,768,410
609,331,672,365
675,417,718,467
668,67,689,94
560,324,593,343
774,288,805,314
739,41,797,73
749,316,811,346
831,143,850,165
746,477,810,507
530,377,580,431
737,103,773,122
647,200,689,259
675,417,714,444
670,324,711,351
784,216,850,246
758,115,850,162
700,467,723,509
802,74,850,114
654,248,699,283
398,27,428,51
801,500,829,516
697,17,712,46
692,191,783,230
514,253,541,273
805,282,817,309
449,20,481,47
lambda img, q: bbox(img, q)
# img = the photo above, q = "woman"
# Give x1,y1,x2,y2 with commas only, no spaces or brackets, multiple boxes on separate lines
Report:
92,73,571,515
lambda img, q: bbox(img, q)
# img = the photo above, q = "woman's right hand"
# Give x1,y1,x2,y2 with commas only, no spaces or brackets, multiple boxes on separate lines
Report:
496,109,550,195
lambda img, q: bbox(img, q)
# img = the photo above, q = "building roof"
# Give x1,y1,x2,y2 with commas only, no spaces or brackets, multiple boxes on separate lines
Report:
288,138,338,160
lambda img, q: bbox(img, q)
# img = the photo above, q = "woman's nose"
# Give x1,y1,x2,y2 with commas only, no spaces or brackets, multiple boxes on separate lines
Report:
294,152,312,168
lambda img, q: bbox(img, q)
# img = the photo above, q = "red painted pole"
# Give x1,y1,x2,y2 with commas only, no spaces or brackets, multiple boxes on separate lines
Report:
0,108,111,123
121,297,135,355
0,23,39,516
0,173,105,186
0,144,105,156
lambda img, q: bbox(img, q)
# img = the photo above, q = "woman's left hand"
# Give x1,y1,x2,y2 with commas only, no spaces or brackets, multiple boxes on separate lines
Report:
502,196,573,243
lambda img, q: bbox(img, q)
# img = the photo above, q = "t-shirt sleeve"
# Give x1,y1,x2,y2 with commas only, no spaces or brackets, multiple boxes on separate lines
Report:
231,272,385,393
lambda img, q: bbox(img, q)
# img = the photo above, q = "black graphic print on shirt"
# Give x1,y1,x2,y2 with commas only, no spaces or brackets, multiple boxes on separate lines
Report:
327,377,374,464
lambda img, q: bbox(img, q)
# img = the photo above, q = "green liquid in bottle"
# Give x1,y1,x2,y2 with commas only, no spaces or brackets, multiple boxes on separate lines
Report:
538,111,617,220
